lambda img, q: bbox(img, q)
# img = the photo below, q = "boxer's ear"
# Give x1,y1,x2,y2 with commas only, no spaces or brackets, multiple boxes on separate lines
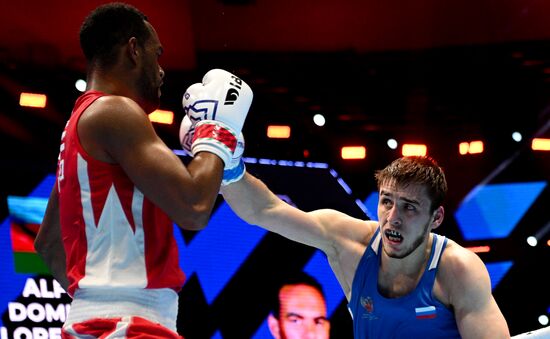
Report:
430,206,444,230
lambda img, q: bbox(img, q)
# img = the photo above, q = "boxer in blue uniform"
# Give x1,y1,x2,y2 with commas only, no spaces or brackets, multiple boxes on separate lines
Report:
215,155,510,338
349,228,458,338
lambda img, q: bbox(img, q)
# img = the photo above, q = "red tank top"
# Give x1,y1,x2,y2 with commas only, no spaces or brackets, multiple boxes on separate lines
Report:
57,90,185,296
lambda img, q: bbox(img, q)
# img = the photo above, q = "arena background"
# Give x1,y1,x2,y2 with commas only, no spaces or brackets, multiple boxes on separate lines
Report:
1,0,550,338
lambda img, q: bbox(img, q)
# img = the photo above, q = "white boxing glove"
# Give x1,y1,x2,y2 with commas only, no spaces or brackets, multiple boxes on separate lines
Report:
179,114,246,185
178,112,195,156
181,69,253,166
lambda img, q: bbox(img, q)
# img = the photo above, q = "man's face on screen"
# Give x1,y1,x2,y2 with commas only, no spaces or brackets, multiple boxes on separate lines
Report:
269,284,330,339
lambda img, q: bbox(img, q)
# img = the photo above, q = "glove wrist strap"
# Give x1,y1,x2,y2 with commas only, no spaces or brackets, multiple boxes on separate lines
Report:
222,159,246,186
191,120,238,166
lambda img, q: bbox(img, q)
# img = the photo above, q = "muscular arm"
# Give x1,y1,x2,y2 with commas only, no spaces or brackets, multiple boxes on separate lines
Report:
221,172,372,254
220,172,334,252
81,96,223,231
445,246,510,338
222,172,379,299
34,187,69,291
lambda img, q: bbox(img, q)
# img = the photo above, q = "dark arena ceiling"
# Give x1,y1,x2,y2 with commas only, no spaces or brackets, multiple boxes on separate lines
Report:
2,0,549,198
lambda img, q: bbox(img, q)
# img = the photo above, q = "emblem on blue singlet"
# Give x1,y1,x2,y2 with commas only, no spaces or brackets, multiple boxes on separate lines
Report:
360,296,378,320
415,305,437,319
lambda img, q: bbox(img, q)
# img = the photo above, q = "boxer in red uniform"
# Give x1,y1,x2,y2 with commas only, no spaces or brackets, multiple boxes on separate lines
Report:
34,3,252,338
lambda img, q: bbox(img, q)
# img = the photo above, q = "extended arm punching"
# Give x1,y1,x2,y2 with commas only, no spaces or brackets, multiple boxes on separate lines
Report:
181,118,337,252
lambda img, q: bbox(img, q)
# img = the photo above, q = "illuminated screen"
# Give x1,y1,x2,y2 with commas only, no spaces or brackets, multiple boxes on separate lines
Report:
0,156,361,338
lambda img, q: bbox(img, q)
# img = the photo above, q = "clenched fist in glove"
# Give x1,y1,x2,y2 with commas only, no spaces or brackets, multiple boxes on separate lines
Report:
180,69,252,168
180,115,246,186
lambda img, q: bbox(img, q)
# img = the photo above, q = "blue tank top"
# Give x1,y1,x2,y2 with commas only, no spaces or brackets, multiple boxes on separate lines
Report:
348,228,460,339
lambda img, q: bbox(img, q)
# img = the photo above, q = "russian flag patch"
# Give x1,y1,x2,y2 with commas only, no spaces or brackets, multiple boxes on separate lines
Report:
415,306,437,319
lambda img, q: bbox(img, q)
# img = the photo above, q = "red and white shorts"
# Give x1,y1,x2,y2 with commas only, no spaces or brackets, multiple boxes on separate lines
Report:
62,316,183,339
